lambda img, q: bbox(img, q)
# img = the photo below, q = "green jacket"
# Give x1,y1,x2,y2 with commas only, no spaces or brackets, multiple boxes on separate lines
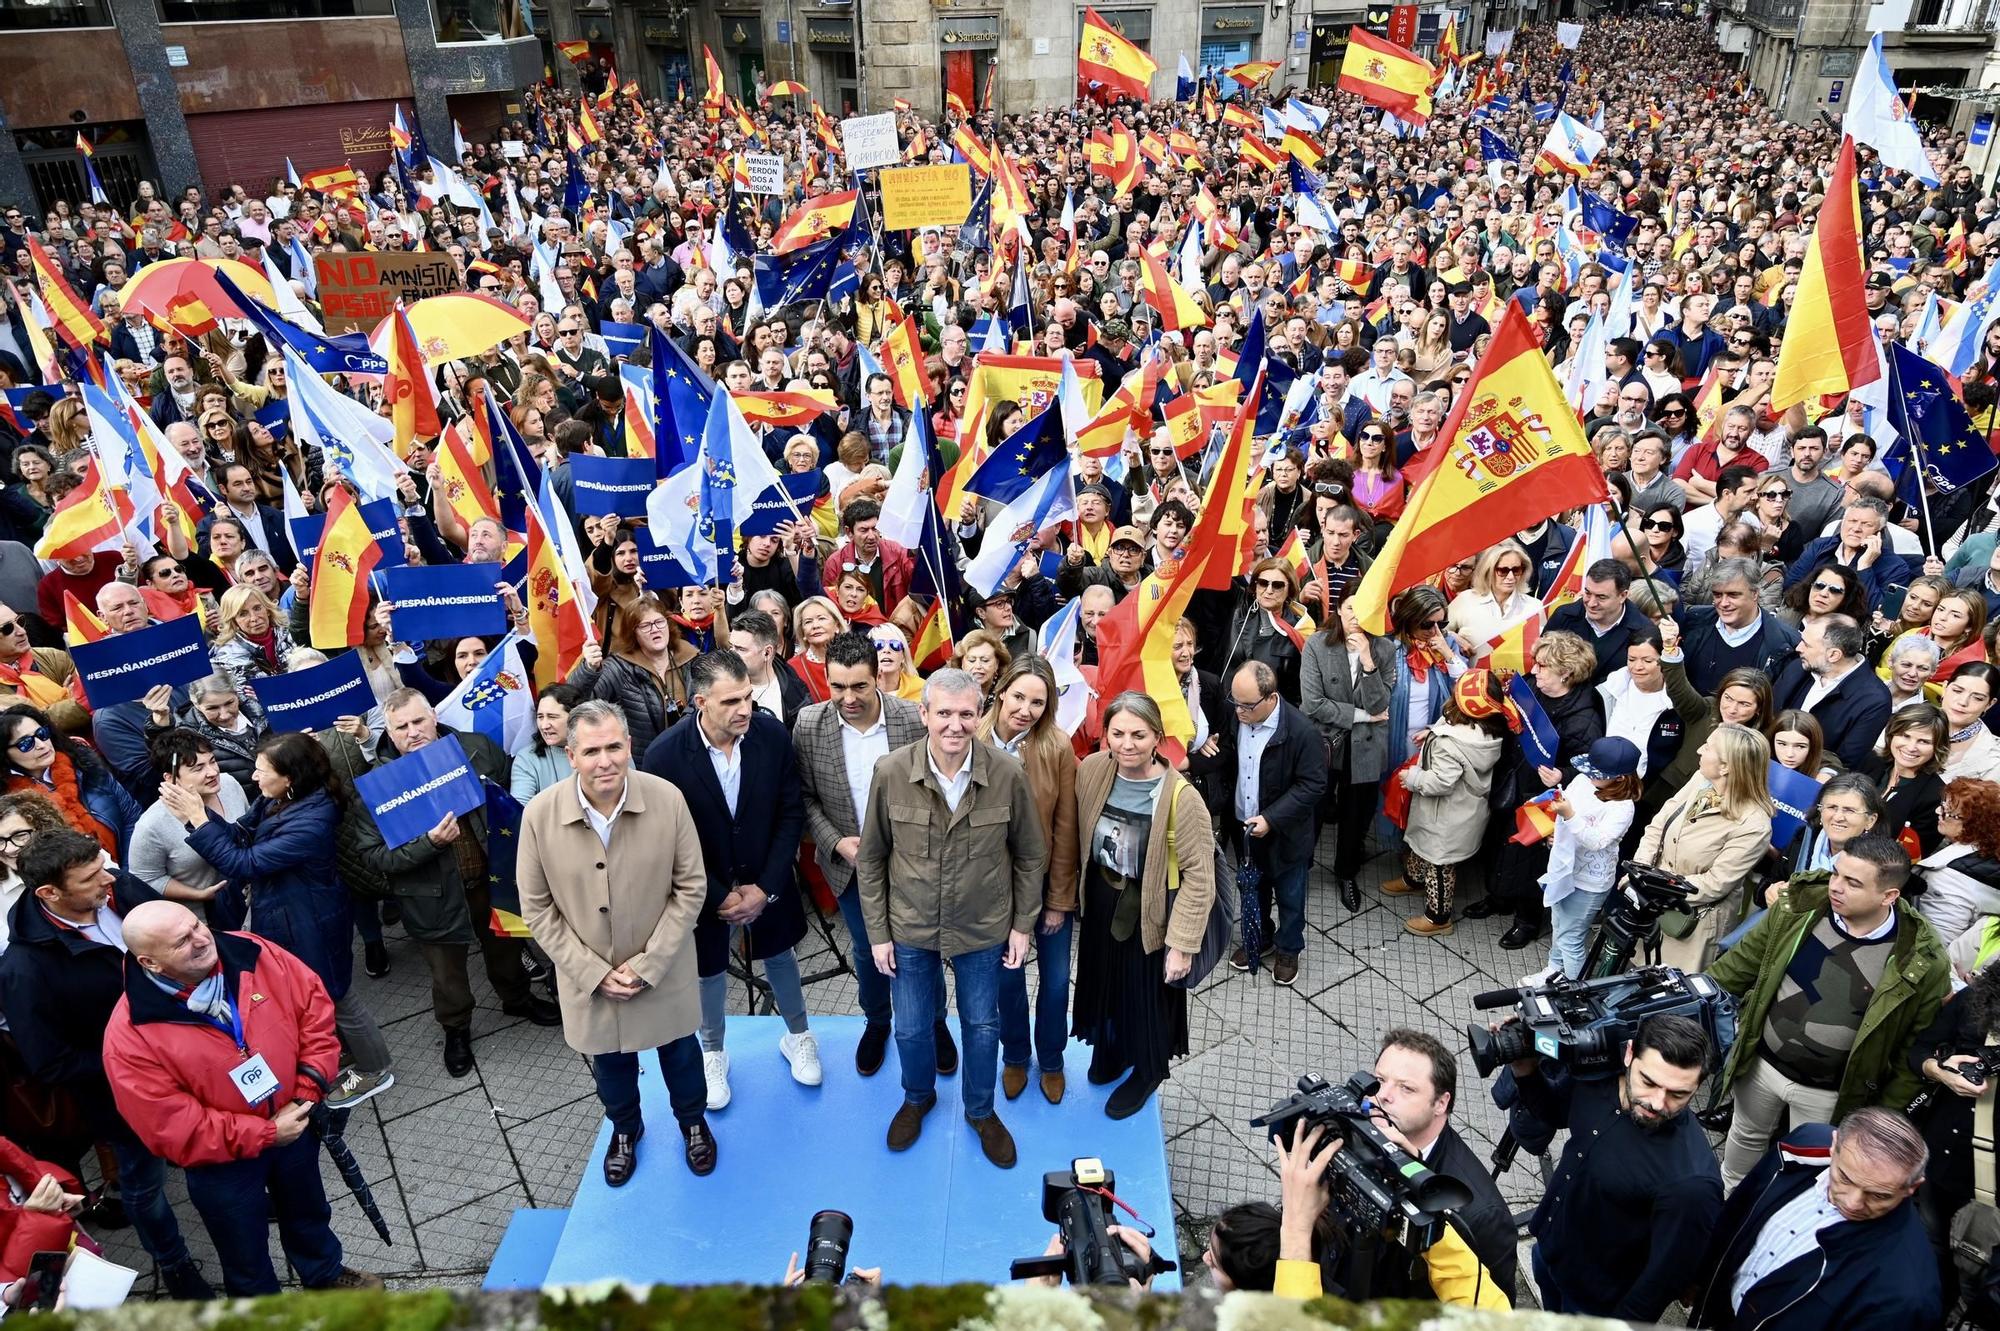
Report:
352,727,510,946
1707,873,1950,1121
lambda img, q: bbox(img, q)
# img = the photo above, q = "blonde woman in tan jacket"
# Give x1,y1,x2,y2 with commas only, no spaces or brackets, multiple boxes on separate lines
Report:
1637,722,1776,972
1072,691,1217,1120
976,659,1081,1106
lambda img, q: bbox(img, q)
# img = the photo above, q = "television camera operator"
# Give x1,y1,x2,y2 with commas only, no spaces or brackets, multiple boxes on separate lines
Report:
1502,1012,1723,1321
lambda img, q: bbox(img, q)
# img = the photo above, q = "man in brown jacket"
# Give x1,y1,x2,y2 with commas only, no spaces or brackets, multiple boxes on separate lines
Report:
857,668,1049,1168
516,700,715,1186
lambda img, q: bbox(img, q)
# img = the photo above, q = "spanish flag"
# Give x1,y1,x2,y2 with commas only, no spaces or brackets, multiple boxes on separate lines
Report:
732,388,839,429
1077,6,1157,101
880,315,929,411
523,473,594,689
436,419,501,538
578,102,604,145
1239,134,1283,174
1137,246,1208,333
1220,103,1260,132
1094,376,1263,749
300,165,362,198
945,88,970,118
703,44,726,95
1773,136,1880,410
1333,256,1374,289
954,126,995,177
771,189,857,256
63,591,108,647
308,487,383,649
35,456,129,561
1349,305,1609,635
557,39,590,62
912,599,954,672
1282,126,1326,167
1339,28,1436,126
74,133,94,159
385,305,441,460
1476,614,1542,675
27,239,104,351
1225,60,1279,88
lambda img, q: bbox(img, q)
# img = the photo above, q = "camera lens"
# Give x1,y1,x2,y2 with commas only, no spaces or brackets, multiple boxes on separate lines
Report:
1466,1020,1536,1078
803,1209,853,1284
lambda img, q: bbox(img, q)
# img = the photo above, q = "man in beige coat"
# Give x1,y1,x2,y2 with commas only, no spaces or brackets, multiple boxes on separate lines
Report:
517,700,715,1186
857,668,1048,1169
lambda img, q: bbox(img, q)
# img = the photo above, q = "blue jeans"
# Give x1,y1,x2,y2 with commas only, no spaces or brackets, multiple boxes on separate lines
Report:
591,1035,707,1135
351,895,382,947
836,883,943,1026
1265,860,1310,956
182,1134,343,1295
999,914,1073,1072
108,1131,192,1272
1549,889,1609,979
893,943,1003,1120
1531,1243,1571,1315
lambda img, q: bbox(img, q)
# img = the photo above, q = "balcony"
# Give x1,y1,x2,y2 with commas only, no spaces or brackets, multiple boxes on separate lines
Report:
1903,0,1998,41
1742,0,1799,29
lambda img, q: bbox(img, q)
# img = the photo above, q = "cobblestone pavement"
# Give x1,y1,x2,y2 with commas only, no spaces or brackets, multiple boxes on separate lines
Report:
91,843,1554,1300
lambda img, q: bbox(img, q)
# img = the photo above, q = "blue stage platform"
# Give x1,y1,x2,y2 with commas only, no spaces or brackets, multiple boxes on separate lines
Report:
524,1015,1180,1289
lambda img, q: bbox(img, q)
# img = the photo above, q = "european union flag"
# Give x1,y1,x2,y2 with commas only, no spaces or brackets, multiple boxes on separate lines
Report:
211,268,386,376
650,325,714,476
965,401,1068,504
1479,128,1518,164
482,781,532,939
1578,195,1638,250
752,234,846,313
1886,342,1999,501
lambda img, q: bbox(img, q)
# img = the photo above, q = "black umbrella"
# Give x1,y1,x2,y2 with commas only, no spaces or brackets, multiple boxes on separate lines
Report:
297,1066,395,1246
1236,851,1264,973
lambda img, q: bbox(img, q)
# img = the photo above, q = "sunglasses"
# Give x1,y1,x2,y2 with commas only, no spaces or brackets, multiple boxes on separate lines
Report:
1660,407,1688,417
1811,582,1846,595
1254,578,1290,590
1360,431,1386,442
1760,489,1789,500
10,727,50,754
1494,565,1526,577
1423,616,1447,629
0,620,19,635
1641,518,1677,532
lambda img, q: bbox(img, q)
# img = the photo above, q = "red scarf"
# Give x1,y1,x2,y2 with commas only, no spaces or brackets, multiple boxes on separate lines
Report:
6,751,117,857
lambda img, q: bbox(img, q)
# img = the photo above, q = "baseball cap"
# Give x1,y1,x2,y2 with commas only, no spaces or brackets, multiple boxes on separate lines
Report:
1110,525,1146,548
1573,737,1641,781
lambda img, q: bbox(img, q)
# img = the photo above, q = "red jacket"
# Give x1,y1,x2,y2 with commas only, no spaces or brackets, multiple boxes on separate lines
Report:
828,537,914,614
102,931,339,1169
0,1137,80,1283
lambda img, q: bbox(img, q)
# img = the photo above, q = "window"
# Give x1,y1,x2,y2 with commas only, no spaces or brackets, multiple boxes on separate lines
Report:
156,0,392,19
434,0,528,41
0,0,110,29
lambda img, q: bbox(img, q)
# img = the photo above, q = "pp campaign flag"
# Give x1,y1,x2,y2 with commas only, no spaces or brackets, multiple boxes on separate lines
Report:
739,471,821,538
354,733,486,849
70,615,213,709
568,454,656,518
1768,761,1826,850
249,651,374,734
383,562,508,642
438,634,534,756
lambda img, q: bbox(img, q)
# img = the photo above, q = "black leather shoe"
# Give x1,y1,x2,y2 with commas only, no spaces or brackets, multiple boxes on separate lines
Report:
1460,897,1501,920
682,1120,716,1176
502,995,563,1026
363,940,390,978
856,1022,891,1076
443,1025,474,1077
380,900,402,927
1338,878,1361,911
1498,922,1543,950
603,1126,643,1187
1087,1043,1130,1086
934,1021,959,1075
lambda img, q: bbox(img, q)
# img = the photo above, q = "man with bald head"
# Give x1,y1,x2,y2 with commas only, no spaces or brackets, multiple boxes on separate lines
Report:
103,900,381,1295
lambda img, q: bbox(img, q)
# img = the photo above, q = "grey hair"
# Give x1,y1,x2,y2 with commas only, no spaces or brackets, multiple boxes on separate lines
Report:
1836,1105,1929,1187
922,667,982,706
285,648,329,671
235,548,278,575
1888,634,1944,671
382,686,433,716
1708,557,1763,594
564,699,629,745
1847,496,1891,525
190,672,240,700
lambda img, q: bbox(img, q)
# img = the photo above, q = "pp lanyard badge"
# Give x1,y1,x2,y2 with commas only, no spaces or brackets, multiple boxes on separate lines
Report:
205,994,279,1107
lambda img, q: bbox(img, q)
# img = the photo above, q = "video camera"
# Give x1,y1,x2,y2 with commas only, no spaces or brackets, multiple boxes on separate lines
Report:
1008,1159,1176,1287
1250,1073,1475,1258
1466,965,1737,1081
1572,861,1700,980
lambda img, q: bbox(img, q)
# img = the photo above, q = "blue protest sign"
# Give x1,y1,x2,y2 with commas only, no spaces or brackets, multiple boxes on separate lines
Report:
1767,762,1825,851
382,562,507,642
289,497,403,567
632,525,705,589
1506,674,1561,772
249,651,373,734
569,454,657,518
600,321,646,361
70,615,213,708
354,733,486,849
738,472,822,537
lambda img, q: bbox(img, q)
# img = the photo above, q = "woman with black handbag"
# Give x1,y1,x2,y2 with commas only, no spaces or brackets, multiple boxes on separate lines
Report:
1301,599,1396,911
1072,692,1217,1121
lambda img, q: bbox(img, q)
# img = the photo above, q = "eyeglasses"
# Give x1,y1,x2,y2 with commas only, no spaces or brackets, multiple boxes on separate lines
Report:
1150,447,1178,457
149,563,181,576
1494,565,1526,578
1644,348,1665,359
561,326,582,335
0,621,20,635
1231,695,1272,712
1359,431,1385,442
10,727,50,754
1811,581,1846,595
1313,481,1348,498
871,639,906,653
1254,577,1290,590
1640,518,1677,532
1730,338,1752,348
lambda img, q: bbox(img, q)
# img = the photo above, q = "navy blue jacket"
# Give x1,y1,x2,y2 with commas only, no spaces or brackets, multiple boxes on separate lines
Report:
1516,520,1578,599
185,788,353,1001
198,504,298,576
1770,656,1894,773
1782,535,1911,610
1676,606,1801,696
1545,599,1655,685
641,710,808,967
1217,697,1329,872
1690,1124,1940,1331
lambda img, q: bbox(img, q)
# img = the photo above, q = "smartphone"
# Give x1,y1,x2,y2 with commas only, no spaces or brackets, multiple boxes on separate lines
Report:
27,1250,65,1310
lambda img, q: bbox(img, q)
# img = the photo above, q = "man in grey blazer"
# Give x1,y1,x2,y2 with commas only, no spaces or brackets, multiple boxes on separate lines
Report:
793,631,941,1077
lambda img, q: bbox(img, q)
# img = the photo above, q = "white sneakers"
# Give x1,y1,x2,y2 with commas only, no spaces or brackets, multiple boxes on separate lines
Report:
781,1032,823,1087
703,1050,732,1110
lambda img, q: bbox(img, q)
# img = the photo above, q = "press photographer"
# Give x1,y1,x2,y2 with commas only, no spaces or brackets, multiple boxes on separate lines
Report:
1501,1012,1722,1321
1242,1075,1510,1309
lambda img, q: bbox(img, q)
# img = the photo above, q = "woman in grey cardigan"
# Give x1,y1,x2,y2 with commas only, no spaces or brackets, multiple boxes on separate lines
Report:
1300,601,1396,911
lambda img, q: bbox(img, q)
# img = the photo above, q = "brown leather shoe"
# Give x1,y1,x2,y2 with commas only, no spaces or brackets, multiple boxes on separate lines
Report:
1272,952,1299,987
1002,1064,1029,1100
1379,877,1419,896
1040,1070,1066,1105
968,1114,1017,1168
887,1096,936,1151
1405,915,1455,937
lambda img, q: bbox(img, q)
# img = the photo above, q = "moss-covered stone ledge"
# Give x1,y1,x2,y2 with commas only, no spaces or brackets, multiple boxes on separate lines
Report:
19,1283,1656,1331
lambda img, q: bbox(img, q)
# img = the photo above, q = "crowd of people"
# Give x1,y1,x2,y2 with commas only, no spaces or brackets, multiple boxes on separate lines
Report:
1,7,1999,1321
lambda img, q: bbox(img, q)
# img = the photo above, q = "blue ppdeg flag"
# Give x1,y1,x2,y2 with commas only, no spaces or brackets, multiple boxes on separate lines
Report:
739,472,822,537
1506,673,1562,772
383,562,508,641
71,615,213,708
290,497,402,567
1767,761,1826,850
569,454,657,518
354,733,486,849
632,525,706,589
599,321,645,361
250,651,373,734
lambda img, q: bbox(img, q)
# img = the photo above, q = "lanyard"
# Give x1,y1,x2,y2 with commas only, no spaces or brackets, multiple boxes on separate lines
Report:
191,989,248,1055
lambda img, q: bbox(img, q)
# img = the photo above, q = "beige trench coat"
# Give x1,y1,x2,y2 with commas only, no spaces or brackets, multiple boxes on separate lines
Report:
516,771,709,1056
